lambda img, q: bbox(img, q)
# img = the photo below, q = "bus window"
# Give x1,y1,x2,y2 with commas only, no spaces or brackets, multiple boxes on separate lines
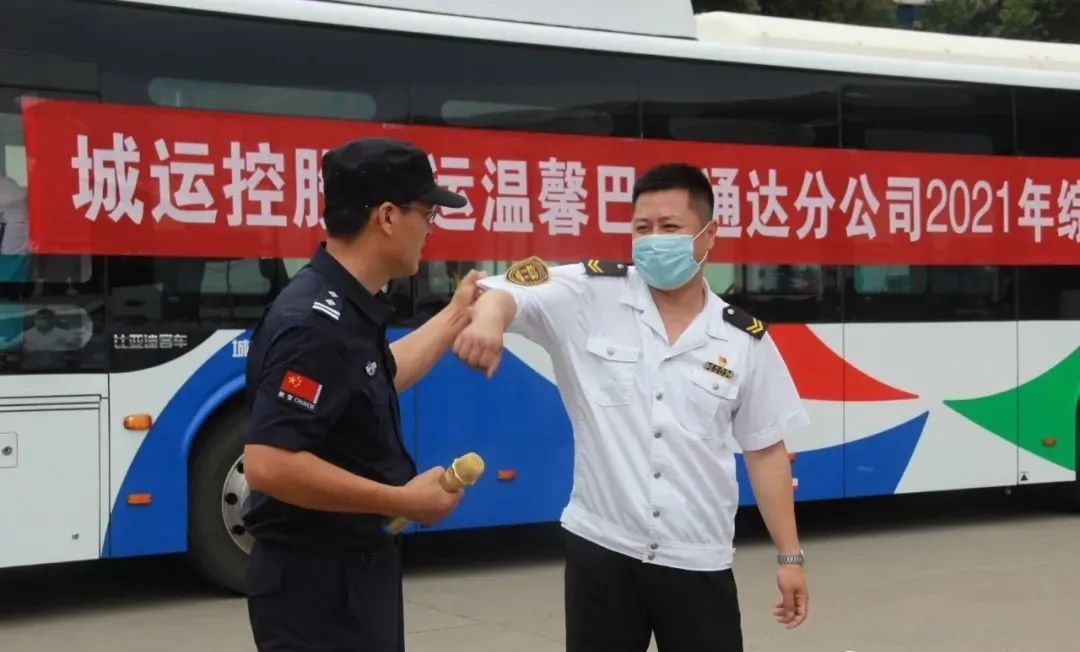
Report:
718,263,841,324
410,39,638,137
149,78,377,121
841,80,1014,155
847,265,1015,322
108,257,289,331
1017,88,1080,158
0,88,105,373
440,100,614,136
99,1,414,123
639,59,841,147
1019,267,1080,320
1016,88,1080,321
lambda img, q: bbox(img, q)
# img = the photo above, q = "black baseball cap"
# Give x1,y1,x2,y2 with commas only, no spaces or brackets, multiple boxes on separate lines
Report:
321,137,467,213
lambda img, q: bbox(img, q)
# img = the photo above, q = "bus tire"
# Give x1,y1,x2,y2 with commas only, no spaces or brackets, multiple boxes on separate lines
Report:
187,403,251,594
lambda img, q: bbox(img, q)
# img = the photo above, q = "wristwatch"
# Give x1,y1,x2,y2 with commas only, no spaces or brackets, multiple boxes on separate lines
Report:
777,550,805,566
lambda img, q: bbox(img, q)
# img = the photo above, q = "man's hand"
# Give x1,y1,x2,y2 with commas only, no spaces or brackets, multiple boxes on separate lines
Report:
396,466,463,526
452,309,506,378
773,564,808,629
449,269,485,313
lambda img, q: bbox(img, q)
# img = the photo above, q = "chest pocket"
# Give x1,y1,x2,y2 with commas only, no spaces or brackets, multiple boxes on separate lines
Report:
347,353,395,440
582,335,639,407
683,366,739,438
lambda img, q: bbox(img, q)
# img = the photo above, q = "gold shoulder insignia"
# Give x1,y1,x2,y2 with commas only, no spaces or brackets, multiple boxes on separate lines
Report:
506,256,549,286
582,259,628,277
722,305,767,340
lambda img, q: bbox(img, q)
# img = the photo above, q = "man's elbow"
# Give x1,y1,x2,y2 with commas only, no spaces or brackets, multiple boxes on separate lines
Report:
244,444,291,493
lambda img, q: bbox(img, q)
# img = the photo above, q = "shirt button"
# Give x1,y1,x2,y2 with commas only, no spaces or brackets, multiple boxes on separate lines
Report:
650,543,659,550
712,382,720,390
606,347,615,356
653,472,661,479
654,431,662,439
655,391,664,401
653,510,660,517
647,553,656,561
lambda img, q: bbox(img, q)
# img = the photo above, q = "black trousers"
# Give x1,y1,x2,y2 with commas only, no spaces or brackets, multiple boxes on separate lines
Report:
246,538,404,652
564,531,743,652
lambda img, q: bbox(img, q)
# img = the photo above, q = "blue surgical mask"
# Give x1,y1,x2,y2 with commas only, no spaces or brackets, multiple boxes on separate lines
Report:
632,222,711,291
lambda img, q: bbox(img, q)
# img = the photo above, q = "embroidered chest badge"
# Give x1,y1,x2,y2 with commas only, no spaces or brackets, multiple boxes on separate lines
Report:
365,361,378,377
703,354,735,379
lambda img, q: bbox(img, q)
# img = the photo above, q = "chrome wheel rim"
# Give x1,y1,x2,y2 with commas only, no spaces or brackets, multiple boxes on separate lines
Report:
221,454,253,554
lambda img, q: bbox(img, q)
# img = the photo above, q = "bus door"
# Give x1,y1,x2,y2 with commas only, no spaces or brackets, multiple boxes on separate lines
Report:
0,53,108,567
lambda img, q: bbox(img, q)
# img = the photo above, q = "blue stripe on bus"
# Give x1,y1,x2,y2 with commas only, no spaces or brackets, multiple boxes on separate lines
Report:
103,333,250,558
735,411,928,504
102,330,929,556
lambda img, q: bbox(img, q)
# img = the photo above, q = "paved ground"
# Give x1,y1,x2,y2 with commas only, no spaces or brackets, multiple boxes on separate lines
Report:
1,487,1078,652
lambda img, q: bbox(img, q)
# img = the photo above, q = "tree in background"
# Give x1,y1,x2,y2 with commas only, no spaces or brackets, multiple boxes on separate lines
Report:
692,0,898,25
691,0,1080,42
917,0,1080,42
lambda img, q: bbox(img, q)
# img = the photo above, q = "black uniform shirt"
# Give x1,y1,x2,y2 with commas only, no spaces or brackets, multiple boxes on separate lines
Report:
242,244,416,549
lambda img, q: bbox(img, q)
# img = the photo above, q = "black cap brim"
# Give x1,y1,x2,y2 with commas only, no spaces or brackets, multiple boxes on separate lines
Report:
417,185,468,209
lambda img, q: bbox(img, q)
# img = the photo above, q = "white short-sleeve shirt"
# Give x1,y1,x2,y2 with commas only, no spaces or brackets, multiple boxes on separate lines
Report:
478,261,809,571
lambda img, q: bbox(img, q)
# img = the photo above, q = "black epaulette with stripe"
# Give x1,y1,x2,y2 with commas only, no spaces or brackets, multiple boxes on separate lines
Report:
582,259,628,277
311,288,341,322
722,304,767,339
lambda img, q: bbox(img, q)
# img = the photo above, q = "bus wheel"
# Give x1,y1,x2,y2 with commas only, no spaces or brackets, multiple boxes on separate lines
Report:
187,405,250,594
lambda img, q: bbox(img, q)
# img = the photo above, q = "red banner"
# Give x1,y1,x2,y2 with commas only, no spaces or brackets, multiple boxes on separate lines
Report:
21,98,1080,264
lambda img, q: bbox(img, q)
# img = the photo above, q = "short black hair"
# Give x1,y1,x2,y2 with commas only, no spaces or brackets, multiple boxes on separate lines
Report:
632,163,714,224
323,205,377,239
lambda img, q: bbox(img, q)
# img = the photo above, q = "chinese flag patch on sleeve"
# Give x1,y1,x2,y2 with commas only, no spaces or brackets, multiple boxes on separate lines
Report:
278,369,323,411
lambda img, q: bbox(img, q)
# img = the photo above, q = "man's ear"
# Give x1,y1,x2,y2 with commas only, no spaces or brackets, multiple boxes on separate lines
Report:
374,202,395,234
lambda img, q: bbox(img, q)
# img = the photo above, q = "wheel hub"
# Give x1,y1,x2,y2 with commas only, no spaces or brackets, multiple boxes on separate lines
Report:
221,454,253,554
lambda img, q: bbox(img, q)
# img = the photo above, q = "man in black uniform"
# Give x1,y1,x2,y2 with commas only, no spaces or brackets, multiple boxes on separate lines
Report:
242,137,480,652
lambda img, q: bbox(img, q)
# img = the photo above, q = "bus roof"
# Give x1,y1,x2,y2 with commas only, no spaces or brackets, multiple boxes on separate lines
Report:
114,0,1080,91
696,11,1080,75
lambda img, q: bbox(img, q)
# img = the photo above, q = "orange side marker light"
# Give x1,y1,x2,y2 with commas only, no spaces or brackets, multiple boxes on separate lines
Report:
124,414,153,430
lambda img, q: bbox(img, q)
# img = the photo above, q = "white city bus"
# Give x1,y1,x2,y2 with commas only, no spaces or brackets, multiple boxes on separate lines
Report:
1,0,1077,593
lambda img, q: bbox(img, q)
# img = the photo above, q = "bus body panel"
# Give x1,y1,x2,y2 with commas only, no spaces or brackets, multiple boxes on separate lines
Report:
0,376,108,568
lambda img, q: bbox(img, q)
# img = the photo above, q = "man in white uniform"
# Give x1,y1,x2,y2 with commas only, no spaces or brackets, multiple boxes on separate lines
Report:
454,163,809,651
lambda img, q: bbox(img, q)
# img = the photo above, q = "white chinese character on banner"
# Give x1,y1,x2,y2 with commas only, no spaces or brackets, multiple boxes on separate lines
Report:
1057,179,1080,243
702,168,741,238
150,140,215,224
1018,178,1053,243
72,132,145,223
223,142,287,227
597,165,634,234
886,177,922,242
294,148,326,229
746,169,789,238
481,158,532,233
428,155,476,231
538,158,588,236
840,174,880,239
794,171,833,240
